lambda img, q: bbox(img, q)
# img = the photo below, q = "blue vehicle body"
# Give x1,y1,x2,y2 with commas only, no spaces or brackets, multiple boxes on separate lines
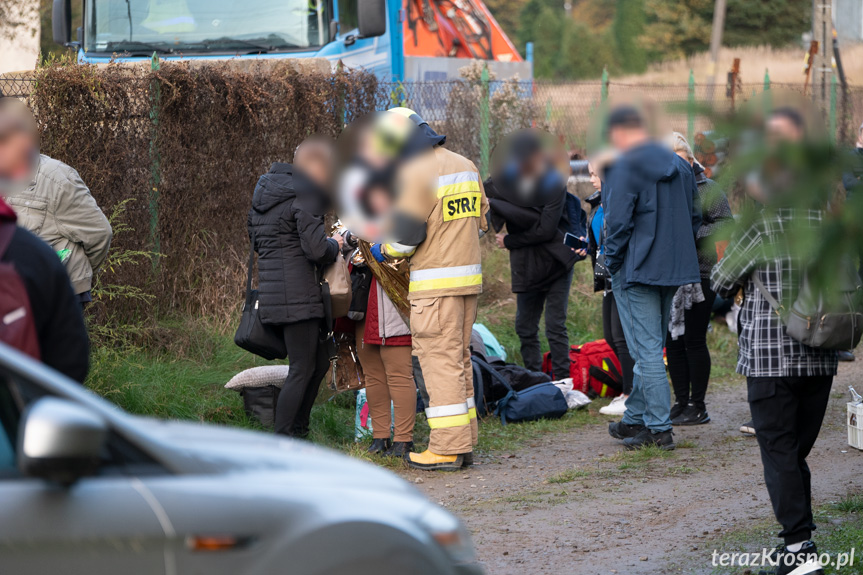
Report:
62,0,402,80
55,0,529,83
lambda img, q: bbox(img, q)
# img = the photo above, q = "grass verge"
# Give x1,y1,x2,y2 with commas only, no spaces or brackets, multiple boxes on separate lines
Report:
86,256,741,462
709,491,863,575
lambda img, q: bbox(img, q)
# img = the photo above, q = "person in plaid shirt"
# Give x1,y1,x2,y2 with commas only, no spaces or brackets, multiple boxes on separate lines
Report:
711,107,837,575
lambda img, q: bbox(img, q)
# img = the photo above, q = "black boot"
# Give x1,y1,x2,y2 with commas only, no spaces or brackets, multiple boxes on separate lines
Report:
461,452,474,467
608,420,645,440
623,428,675,450
385,441,413,458
368,438,392,454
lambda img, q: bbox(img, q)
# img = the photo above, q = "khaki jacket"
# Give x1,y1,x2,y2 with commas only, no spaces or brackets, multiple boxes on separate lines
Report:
386,147,489,300
7,155,112,295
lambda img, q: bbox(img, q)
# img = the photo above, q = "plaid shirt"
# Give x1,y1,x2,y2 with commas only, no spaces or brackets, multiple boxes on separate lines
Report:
710,208,838,378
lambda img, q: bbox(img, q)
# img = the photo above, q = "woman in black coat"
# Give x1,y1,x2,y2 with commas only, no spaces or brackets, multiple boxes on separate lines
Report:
247,141,343,437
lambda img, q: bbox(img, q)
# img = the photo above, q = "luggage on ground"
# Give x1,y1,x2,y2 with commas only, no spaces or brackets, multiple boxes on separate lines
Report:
472,323,508,361
472,356,568,424
224,366,290,429
542,340,622,398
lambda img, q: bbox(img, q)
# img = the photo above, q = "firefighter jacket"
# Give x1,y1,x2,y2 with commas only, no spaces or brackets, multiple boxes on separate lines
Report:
384,146,489,300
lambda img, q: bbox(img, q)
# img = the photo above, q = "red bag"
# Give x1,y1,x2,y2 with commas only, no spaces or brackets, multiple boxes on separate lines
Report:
542,340,622,398
0,223,40,360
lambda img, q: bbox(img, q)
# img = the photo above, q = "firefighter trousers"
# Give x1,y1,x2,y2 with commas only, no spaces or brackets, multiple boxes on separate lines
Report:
410,294,479,455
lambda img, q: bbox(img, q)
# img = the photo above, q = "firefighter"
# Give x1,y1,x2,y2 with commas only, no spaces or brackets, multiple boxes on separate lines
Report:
378,107,489,471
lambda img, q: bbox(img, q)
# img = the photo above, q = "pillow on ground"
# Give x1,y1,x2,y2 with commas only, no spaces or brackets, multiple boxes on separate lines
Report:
225,365,290,390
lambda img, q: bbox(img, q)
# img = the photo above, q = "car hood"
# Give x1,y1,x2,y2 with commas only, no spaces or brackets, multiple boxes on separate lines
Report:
127,418,415,494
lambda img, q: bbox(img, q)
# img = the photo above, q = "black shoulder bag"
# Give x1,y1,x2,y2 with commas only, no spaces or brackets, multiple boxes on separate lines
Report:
234,232,288,360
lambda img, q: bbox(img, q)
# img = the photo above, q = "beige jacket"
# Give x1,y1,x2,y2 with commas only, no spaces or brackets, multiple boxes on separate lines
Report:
385,147,489,300
7,155,112,295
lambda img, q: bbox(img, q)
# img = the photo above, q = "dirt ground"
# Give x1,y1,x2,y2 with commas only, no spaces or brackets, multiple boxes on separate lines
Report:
403,362,863,575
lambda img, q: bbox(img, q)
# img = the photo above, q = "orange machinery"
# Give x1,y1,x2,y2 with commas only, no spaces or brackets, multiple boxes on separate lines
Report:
403,0,523,62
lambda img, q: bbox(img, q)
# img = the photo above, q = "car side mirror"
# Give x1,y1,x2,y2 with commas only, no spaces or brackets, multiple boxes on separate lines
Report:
358,0,387,38
18,397,107,486
52,0,73,47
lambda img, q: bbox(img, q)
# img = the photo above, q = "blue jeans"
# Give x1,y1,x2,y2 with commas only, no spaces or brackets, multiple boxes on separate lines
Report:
611,272,676,432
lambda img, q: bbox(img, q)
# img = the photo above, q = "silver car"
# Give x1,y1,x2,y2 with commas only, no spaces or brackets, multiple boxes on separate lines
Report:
0,344,483,575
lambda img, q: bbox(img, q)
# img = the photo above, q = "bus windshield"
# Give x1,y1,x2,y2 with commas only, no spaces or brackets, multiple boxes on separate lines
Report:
84,0,330,54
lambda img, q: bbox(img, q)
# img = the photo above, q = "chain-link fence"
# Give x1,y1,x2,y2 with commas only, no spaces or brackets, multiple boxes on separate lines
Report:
5,73,863,162
3,67,863,320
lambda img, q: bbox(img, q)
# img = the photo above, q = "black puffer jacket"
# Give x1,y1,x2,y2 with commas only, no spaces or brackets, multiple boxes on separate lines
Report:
486,180,578,293
247,163,338,325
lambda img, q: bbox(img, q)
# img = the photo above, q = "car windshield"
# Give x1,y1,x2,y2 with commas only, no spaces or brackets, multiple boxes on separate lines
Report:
84,0,330,54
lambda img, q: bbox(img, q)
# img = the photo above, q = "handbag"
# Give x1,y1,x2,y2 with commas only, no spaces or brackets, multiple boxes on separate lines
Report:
322,251,352,319
328,332,366,393
234,232,287,360
752,262,863,351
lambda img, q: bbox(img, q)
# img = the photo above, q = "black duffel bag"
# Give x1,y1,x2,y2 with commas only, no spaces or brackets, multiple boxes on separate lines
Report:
235,233,287,360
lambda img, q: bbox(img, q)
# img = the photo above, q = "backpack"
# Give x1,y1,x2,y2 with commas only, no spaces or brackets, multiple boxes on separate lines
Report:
753,263,863,351
542,340,622,398
472,356,568,424
0,224,40,361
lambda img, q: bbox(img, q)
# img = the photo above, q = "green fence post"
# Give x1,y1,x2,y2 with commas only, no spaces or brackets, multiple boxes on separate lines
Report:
763,68,772,116
830,73,837,142
479,64,490,178
545,97,552,126
601,66,608,103
148,52,161,269
687,69,695,144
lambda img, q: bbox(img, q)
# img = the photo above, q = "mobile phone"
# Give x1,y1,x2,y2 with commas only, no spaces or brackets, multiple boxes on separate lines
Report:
563,233,587,250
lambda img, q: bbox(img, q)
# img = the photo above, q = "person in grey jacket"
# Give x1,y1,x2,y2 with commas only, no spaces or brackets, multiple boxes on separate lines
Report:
0,99,112,304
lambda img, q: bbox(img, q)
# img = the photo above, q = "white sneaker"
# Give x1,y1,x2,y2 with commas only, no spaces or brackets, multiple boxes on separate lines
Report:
599,395,628,416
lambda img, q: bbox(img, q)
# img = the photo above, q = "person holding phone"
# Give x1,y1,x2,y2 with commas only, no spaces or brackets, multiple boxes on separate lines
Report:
486,133,585,380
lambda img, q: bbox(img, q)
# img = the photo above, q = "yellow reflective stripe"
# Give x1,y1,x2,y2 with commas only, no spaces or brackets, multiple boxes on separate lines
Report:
437,180,480,198
384,242,416,257
410,274,482,293
468,407,477,420
427,413,471,429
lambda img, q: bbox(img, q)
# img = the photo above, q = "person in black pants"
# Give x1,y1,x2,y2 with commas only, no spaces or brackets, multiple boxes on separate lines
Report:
666,134,733,426
711,108,837,574
247,137,343,438
488,183,582,379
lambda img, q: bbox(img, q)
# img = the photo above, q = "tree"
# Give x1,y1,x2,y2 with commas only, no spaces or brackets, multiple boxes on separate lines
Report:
519,1,616,80
640,0,713,61
612,0,647,73
485,0,530,49
723,0,810,48
0,0,38,42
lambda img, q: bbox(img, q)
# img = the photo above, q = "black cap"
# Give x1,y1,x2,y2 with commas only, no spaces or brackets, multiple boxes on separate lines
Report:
606,105,644,131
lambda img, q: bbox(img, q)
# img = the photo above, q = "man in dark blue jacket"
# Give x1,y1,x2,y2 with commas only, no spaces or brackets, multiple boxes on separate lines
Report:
603,106,701,450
